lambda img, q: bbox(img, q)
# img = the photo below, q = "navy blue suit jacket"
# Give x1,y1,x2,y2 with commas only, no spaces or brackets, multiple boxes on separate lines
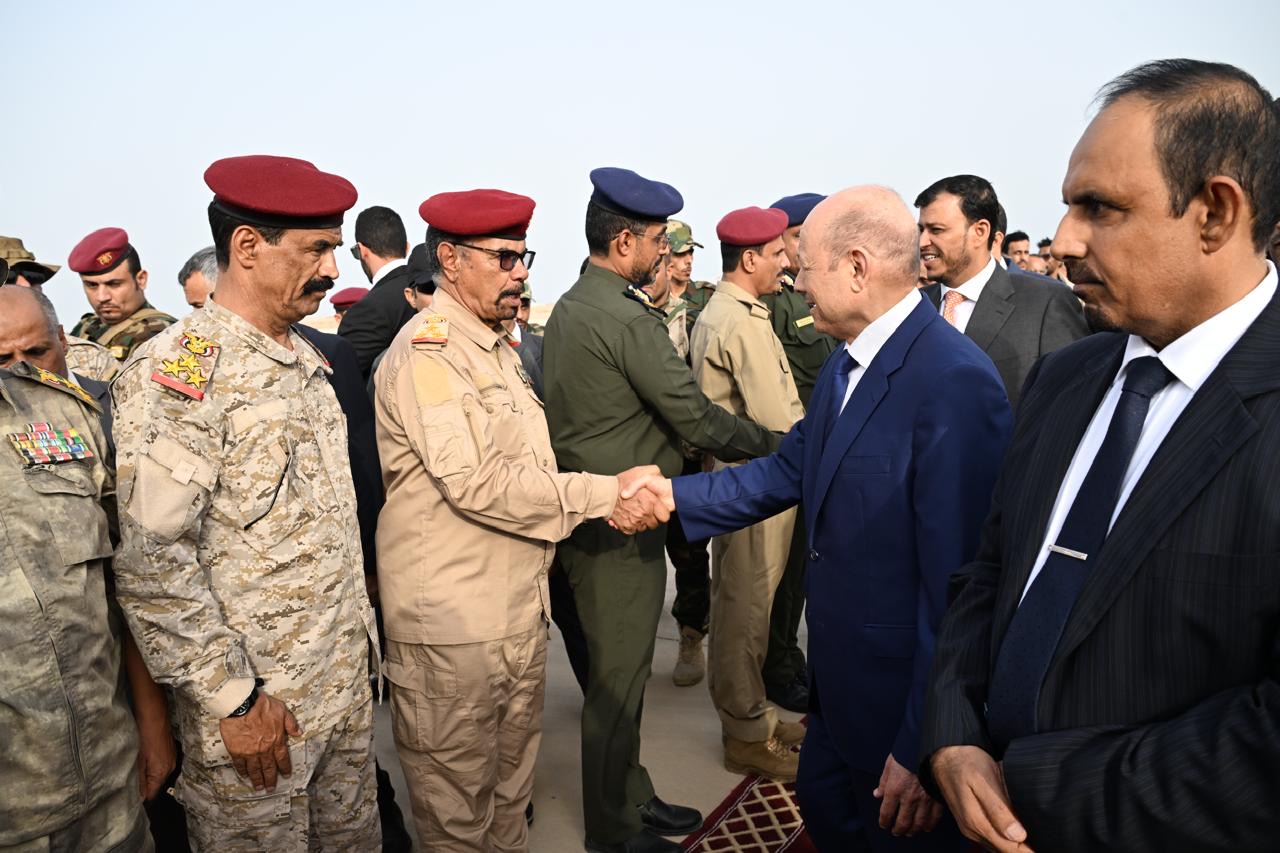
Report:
673,295,1012,773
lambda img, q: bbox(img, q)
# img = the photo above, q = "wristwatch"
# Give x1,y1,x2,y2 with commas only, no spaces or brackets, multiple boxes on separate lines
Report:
225,677,266,718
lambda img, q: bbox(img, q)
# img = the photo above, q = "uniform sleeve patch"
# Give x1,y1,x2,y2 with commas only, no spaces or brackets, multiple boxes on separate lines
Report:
412,315,449,345
150,333,220,400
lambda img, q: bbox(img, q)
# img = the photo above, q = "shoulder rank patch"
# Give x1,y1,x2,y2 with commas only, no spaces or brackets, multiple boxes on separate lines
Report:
795,315,814,328
23,364,102,412
7,422,95,466
412,314,449,346
151,332,220,401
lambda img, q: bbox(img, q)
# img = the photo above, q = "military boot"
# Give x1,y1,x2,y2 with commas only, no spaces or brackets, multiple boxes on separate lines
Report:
672,626,705,686
723,735,799,782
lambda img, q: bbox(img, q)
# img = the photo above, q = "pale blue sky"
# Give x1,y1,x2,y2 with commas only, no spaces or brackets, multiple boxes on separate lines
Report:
4,0,1277,327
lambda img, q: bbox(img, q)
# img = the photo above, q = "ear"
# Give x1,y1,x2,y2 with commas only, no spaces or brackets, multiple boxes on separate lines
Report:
847,247,870,294
231,225,261,269
58,325,68,355
437,242,461,282
135,269,148,290
1198,176,1249,255
741,248,757,275
974,219,992,248
614,230,634,259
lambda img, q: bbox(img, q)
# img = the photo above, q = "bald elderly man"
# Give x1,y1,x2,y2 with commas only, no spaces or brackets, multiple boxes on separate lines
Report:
624,187,1012,851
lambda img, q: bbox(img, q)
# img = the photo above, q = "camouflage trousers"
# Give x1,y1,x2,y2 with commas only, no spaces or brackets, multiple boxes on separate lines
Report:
386,624,547,853
174,697,380,852
0,766,152,853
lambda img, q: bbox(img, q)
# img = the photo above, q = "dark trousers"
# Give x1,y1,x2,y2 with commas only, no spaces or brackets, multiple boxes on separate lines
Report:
549,556,591,693
796,710,966,853
763,509,808,691
667,458,710,634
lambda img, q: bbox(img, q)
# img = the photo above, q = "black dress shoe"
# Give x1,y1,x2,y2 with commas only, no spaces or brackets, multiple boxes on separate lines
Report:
637,795,702,836
765,677,810,714
584,829,682,853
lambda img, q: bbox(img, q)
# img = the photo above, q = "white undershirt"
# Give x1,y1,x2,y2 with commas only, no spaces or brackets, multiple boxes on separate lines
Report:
1021,260,1277,600
371,258,407,287
938,258,996,334
839,289,923,413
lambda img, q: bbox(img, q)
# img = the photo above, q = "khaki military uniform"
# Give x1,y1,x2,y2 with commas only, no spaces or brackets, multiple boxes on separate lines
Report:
65,334,121,383
374,289,616,851
0,363,151,853
111,298,379,852
70,301,177,362
689,281,804,743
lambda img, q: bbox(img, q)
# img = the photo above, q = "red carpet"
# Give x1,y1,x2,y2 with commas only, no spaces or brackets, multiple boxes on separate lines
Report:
681,774,815,853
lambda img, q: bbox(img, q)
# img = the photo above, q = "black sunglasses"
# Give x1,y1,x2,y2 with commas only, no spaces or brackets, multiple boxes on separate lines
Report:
453,242,535,272
414,282,437,294
349,244,362,261
4,265,51,287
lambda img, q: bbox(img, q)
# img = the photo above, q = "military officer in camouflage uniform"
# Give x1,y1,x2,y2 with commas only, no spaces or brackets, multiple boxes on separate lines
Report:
544,168,781,853
67,228,176,362
112,155,381,851
0,341,152,852
760,193,837,714
641,254,689,359
665,219,715,331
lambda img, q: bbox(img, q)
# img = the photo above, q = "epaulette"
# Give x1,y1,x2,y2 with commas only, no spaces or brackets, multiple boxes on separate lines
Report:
151,331,221,401
623,284,665,318
6,361,102,413
411,314,449,347
291,327,333,370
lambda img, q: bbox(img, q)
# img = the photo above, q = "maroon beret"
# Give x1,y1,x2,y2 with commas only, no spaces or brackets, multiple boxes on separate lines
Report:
419,189,535,240
329,286,369,309
68,227,132,275
716,206,789,247
204,155,358,230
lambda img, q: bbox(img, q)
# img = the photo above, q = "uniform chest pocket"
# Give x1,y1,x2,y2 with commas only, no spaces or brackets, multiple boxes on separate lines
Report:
222,404,316,553
23,462,96,497
23,463,112,565
476,377,527,460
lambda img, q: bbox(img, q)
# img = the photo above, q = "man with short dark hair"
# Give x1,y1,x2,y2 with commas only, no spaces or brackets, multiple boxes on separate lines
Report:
666,219,715,330
923,59,1280,852
178,246,218,309
338,205,416,377
68,228,177,362
1001,231,1031,270
916,175,1088,406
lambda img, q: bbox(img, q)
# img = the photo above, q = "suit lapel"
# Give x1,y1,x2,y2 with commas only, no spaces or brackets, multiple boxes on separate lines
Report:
965,266,1014,352
922,283,942,310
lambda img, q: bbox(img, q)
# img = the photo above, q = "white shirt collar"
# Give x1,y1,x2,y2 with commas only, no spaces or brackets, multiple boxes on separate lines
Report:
371,258,407,287
942,257,997,302
994,254,1008,270
844,288,923,366
1120,260,1278,392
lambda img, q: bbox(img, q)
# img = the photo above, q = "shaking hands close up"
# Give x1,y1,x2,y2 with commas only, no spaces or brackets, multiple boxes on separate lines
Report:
608,467,677,534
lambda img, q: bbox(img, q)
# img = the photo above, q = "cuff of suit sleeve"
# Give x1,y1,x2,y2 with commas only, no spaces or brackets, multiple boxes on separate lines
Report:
583,473,619,520
208,676,257,718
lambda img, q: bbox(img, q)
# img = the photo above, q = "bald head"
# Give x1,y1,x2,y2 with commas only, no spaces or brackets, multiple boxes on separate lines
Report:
794,186,922,340
0,285,69,377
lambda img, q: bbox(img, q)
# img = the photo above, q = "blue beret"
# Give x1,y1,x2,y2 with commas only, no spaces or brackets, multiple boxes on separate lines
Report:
769,193,826,227
589,167,683,221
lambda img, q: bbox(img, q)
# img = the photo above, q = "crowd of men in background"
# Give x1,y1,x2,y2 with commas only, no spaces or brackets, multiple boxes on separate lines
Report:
3,57,1280,853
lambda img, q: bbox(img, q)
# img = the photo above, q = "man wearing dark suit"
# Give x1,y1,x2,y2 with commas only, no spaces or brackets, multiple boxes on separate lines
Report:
626,187,1012,851
916,176,1088,408
921,59,1280,853
338,205,417,378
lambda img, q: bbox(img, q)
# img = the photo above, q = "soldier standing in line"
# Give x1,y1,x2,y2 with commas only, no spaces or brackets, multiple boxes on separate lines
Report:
665,219,715,331
111,155,381,851
67,227,177,363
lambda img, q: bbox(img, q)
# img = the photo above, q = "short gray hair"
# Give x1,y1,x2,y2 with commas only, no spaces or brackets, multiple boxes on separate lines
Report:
824,198,921,282
178,245,218,287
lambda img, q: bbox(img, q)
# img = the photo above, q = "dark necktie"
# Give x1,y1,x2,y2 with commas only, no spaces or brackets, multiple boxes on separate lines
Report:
825,350,859,440
986,355,1175,747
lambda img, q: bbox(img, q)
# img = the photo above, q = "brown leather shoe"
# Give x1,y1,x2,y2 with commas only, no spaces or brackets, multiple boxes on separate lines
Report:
723,735,799,782
773,719,806,747
672,627,705,687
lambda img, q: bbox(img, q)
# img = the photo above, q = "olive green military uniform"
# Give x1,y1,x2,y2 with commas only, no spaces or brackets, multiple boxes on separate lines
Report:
542,264,780,843
758,280,837,695
70,301,177,362
679,280,716,332
65,334,121,383
0,362,151,853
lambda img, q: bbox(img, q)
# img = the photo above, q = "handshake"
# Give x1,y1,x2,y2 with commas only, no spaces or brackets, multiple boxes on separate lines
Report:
608,466,676,534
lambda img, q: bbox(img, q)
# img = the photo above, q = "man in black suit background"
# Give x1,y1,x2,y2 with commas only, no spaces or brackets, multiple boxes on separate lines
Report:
338,205,416,378
917,176,1088,407
922,59,1280,852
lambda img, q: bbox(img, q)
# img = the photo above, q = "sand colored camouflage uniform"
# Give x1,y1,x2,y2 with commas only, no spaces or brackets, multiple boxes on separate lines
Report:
0,362,151,853
65,334,121,382
71,301,177,362
111,297,379,851
660,293,690,360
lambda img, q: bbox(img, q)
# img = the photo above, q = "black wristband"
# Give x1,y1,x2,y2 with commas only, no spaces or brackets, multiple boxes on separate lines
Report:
225,677,266,718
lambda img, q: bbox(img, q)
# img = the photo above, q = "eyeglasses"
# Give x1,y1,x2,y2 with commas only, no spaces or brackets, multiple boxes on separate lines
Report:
628,229,670,248
349,244,362,261
452,243,535,272
4,265,51,287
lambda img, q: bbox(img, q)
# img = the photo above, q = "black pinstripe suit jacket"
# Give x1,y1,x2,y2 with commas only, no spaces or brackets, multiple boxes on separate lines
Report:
921,289,1280,852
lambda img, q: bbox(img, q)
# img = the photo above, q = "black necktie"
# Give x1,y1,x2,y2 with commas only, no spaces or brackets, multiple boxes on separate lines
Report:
826,351,859,440
986,355,1175,747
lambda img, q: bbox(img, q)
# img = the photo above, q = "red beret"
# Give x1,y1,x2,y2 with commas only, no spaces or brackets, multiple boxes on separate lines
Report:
68,227,132,275
419,189,535,240
329,286,369,309
204,155,357,230
716,206,789,247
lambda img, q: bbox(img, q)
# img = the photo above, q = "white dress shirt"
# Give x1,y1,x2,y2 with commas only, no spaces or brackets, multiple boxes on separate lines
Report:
370,257,407,287
839,288,923,413
1022,260,1278,599
938,257,996,334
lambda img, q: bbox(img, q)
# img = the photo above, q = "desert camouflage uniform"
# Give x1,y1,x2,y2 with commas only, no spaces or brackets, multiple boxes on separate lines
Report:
111,297,380,852
65,334,121,382
660,293,690,360
71,301,177,362
0,362,151,853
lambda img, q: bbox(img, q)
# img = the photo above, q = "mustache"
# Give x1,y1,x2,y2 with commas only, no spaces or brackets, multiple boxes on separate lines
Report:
302,277,334,295
497,287,523,303
1064,259,1100,284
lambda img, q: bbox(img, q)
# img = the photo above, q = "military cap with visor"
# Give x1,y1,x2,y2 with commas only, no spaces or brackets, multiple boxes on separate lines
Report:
665,219,703,254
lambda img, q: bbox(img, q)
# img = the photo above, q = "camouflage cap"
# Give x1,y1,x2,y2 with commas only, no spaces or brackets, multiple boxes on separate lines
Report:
666,219,703,254
0,236,61,278
520,281,533,301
